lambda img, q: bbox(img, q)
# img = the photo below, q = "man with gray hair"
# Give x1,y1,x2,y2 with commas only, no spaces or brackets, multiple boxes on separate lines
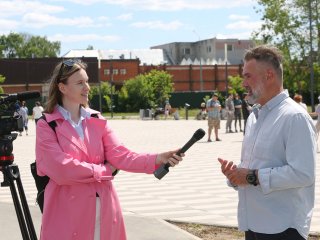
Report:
218,45,316,240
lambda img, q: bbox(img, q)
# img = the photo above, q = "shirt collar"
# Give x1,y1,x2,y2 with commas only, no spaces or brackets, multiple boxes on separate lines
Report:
262,89,289,112
57,105,91,122
253,90,289,119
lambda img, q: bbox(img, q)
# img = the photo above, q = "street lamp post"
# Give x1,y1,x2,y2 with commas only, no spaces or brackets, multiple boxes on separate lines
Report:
98,57,102,112
193,30,203,91
308,0,315,112
109,55,114,118
200,54,203,91
225,43,228,96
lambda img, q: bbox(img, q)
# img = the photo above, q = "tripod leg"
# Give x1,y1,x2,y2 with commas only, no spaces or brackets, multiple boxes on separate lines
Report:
16,173,38,240
4,166,30,240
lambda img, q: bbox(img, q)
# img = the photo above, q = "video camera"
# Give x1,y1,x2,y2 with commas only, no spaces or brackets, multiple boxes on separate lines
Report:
0,91,40,166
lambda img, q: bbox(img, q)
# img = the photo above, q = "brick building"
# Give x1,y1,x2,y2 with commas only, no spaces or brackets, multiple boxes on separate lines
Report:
0,57,242,95
0,57,99,94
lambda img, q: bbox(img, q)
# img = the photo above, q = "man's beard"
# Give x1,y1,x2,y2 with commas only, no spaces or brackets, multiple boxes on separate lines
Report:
248,86,262,105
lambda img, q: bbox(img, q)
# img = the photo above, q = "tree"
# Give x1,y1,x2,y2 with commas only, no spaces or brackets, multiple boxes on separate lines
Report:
0,74,5,93
0,32,24,58
89,82,116,112
0,32,60,58
254,0,319,94
228,75,245,95
145,69,174,107
118,74,154,112
118,70,174,112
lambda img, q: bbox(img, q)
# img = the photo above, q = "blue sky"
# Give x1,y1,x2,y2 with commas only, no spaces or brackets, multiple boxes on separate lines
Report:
0,0,263,57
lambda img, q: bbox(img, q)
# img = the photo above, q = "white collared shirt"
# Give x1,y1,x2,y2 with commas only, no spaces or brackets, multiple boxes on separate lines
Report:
58,105,91,140
237,90,316,239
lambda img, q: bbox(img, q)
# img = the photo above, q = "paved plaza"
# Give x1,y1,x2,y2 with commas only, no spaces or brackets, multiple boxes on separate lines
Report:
0,118,319,238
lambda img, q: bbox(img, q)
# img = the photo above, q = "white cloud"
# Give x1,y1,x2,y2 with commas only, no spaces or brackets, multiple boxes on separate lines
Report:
0,0,64,18
61,0,255,11
117,13,133,21
131,20,183,30
22,13,104,28
0,19,20,32
49,33,121,43
229,14,250,20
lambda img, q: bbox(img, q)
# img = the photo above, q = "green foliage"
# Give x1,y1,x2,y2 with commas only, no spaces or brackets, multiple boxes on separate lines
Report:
314,63,320,91
228,75,245,95
89,82,116,112
145,69,174,106
118,74,154,111
0,32,60,58
118,70,174,112
254,0,319,94
203,95,211,104
0,74,5,93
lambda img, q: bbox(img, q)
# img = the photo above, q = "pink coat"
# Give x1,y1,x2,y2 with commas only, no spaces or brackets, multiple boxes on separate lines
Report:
36,108,158,240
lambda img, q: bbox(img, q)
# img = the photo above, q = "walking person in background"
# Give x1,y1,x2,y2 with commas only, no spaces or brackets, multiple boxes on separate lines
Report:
233,93,243,132
241,93,252,134
18,100,29,136
32,101,44,123
35,58,184,240
218,45,316,240
225,94,234,133
206,93,221,142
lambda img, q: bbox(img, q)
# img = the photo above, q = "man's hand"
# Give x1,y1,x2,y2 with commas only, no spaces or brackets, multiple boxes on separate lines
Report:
218,158,251,186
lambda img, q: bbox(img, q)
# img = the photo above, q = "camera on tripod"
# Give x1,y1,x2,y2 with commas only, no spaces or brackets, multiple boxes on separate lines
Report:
0,91,39,166
0,91,40,240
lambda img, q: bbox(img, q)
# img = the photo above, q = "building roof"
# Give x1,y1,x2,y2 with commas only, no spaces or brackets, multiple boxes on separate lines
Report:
63,49,165,65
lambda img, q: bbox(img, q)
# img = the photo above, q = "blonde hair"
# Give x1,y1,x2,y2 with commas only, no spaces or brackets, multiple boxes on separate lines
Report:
45,59,88,113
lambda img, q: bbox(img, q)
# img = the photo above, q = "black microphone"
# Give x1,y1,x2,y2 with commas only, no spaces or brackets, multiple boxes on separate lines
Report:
154,128,205,180
0,91,40,103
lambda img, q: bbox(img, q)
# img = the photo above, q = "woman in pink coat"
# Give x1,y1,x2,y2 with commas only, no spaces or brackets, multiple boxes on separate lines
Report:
35,59,183,240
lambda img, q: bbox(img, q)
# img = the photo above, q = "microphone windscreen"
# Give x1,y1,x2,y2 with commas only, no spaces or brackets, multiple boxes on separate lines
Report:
193,128,206,140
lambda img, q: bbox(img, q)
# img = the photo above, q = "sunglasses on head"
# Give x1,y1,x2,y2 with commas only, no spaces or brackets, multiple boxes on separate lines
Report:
56,59,81,83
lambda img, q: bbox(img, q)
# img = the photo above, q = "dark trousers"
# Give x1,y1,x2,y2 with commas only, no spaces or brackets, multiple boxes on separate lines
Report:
234,110,242,130
245,228,305,240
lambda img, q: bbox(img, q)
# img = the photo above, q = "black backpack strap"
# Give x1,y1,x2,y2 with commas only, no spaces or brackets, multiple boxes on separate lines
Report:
39,114,57,132
90,113,99,118
32,114,57,213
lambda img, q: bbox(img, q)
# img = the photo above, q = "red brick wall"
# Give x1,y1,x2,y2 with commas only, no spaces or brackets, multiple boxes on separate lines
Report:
1,58,243,94
137,64,242,92
100,59,140,85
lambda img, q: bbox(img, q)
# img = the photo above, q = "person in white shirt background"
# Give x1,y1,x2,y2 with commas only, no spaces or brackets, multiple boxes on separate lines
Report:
18,100,29,136
218,45,316,240
32,101,44,123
